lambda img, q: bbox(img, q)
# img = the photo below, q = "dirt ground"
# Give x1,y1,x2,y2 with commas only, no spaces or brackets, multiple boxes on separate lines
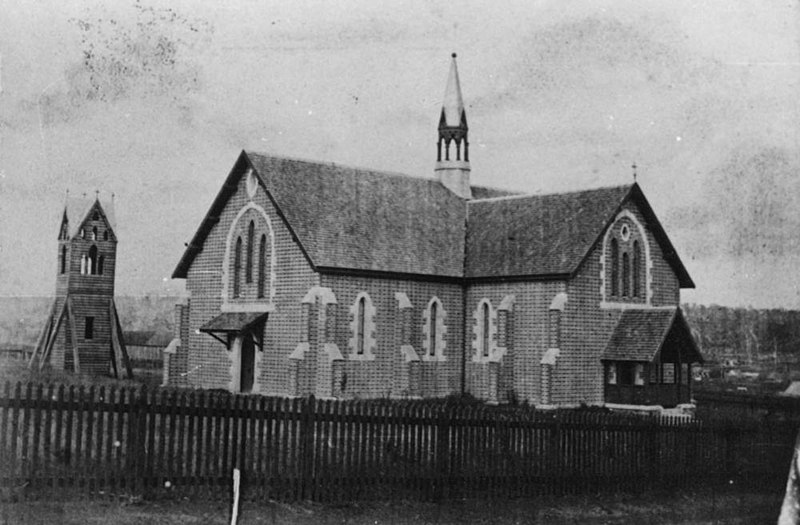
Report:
0,490,784,525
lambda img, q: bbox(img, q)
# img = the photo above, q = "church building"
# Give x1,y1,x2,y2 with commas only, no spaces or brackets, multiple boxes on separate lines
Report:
166,54,702,407
31,194,132,378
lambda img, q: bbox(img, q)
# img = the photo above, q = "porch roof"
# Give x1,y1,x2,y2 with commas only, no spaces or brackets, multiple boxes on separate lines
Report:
199,311,268,335
602,308,703,364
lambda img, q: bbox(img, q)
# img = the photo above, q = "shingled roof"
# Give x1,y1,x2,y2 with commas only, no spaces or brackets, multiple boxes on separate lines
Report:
602,308,702,363
63,197,116,239
173,151,693,287
465,184,694,285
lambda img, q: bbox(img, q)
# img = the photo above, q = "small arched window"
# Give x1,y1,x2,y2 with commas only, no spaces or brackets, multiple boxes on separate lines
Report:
481,302,490,358
92,226,98,240
356,297,366,355
93,212,99,221
610,239,619,296
233,237,242,298
88,245,98,275
429,301,438,357
622,251,630,297
245,221,254,284
257,234,267,299
103,230,109,241
80,228,85,239
60,246,67,274
80,255,87,275
633,241,641,298
98,256,105,276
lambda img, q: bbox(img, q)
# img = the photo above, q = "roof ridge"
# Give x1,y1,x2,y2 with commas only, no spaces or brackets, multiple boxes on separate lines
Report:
469,183,634,204
245,150,439,185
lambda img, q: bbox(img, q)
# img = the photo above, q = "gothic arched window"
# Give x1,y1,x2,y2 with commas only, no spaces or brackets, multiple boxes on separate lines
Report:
245,221,255,284
429,301,438,357
98,255,105,276
356,296,366,355
257,234,267,299
481,302,490,358
60,246,67,274
88,245,98,275
622,252,630,297
92,226,98,241
633,241,641,298
103,230,109,241
233,236,242,298
610,239,619,297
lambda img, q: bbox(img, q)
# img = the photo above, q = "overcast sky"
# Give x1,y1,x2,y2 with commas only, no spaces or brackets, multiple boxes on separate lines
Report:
1,0,799,308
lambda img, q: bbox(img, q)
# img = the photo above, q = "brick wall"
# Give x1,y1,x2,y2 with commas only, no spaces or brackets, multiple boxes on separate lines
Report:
560,200,682,405
320,274,463,399
178,167,319,393
465,282,564,404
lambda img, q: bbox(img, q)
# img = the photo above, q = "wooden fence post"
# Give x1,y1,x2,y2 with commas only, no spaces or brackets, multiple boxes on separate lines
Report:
300,395,315,500
130,386,147,498
434,405,451,501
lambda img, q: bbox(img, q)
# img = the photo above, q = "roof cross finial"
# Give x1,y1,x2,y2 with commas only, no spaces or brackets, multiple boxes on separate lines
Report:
632,161,638,182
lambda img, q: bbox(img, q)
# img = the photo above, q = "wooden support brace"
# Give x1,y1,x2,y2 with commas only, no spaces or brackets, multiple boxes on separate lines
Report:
66,298,81,373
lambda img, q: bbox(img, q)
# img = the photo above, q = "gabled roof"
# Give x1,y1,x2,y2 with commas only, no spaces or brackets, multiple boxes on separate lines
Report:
602,308,703,363
173,151,469,279
465,184,694,286
173,152,693,288
63,196,116,239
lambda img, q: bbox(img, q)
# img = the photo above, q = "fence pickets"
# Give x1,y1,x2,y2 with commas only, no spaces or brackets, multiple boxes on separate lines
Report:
0,381,794,501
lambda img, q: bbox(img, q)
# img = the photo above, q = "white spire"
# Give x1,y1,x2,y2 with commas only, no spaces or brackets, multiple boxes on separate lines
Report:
442,53,465,127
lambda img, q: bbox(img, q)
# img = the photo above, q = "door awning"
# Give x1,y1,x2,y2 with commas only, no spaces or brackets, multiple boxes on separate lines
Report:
199,311,268,348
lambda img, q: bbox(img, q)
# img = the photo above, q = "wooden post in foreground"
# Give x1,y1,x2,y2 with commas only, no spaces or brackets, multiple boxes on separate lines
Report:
231,468,241,525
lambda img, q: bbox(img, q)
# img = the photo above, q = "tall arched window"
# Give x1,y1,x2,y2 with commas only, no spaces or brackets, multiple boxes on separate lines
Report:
245,221,255,284
257,234,267,299
88,245,98,275
81,255,87,275
610,239,619,296
429,301,438,357
622,251,630,297
103,230,109,241
481,302,490,358
233,237,242,298
633,241,641,298
60,246,67,274
92,226,98,240
356,297,366,355
98,256,105,276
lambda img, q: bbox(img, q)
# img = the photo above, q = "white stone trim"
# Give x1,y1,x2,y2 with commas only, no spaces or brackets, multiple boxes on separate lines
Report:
540,348,560,365
228,336,242,392
302,286,337,305
498,294,515,311
471,299,497,363
394,292,412,309
221,302,275,313
348,292,377,361
163,338,180,355
549,292,567,311
400,344,419,362
221,202,277,308
289,342,308,360
421,297,447,362
599,209,652,306
322,342,344,361
600,302,676,311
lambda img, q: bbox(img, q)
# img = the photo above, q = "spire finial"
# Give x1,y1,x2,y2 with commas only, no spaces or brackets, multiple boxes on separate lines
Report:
632,162,638,182
452,52,457,58
95,189,99,200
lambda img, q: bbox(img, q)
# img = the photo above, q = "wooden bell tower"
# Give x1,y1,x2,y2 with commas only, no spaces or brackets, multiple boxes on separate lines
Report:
31,194,132,378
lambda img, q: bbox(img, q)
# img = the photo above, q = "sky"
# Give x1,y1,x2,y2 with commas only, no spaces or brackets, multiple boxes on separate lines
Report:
1,0,799,308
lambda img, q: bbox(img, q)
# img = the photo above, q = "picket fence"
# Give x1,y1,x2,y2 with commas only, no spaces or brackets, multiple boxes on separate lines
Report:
0,381,794,501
